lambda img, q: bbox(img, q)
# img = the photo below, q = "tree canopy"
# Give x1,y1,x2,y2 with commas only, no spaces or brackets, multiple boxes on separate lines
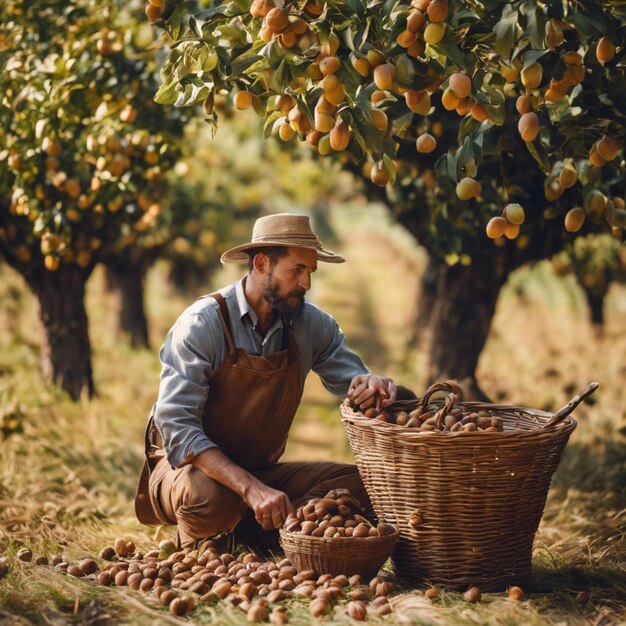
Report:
151,0,625,256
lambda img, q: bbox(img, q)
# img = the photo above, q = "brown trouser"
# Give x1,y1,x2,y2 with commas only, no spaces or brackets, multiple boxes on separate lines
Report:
149,453,372,548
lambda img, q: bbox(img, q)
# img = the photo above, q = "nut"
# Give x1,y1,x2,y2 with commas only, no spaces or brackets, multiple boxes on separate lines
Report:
169,596,188,616
348,600,368,620
79,558,99,575
16,548,32,562
507,586,524,601
464,586,481,603
247,602,269,622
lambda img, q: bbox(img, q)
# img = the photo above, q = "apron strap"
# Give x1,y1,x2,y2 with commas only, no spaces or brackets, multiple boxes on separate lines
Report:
209,292,237,360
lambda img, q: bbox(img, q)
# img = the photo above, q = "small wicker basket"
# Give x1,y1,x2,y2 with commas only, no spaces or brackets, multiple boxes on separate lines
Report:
341,383,578,591
279,527,399,579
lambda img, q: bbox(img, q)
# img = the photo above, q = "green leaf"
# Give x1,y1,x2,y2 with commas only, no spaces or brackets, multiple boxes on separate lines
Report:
458,115,480,144
154,80,179,105
525,138,551,173
456,137,474,180
522,49,549,70
566,11,605,38
522,1,546,50
434,40,466,67
263,110,283,139
383,154,397,185
447,151,459,181
493,4,518,59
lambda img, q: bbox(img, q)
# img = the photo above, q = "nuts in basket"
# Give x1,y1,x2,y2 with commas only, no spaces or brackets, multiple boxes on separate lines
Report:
354,380,505,433
282,490,395,538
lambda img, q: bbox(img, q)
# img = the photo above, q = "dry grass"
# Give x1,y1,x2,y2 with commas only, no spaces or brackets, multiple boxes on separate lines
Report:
0,203,624,625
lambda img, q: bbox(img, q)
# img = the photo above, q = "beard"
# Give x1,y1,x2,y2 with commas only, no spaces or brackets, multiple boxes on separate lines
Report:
262,273,306,322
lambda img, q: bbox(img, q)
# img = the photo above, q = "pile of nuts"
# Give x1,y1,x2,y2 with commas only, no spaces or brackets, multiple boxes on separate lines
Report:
4,543,533,618
353,381,505,433
359,405,504,432
8,533,398,622
283,489,396,538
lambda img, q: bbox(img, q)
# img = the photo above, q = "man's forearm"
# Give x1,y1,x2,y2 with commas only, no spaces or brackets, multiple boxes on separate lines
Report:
191,447,295,530
191,447,260,501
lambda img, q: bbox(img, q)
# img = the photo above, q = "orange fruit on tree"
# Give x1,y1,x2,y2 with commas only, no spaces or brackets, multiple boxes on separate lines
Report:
397,30,417,48
145,2,161,22
266,7,289,33
405,90,431,115
564,207,585,232
329,119,350,151
424,22,445,44
416,133,436,153
521,63,542,89
350,54,371,76
373,64,396,90
427,0,448,23
449,72,471,98
596,37,615,64
518,112,539,142
407,10,426,33
456,177,480,200
370,160,390,186
319,56,341,75
596,135,621,161
503,203,525,225
441,87,460,111
234,91,253,110
370,108,388,131
486,216,507,238
470,103,489,122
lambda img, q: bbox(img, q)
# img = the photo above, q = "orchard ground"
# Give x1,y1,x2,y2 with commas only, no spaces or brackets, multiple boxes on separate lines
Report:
0,204,624,625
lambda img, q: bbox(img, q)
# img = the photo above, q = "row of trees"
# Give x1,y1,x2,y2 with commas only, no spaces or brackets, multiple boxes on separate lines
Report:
153,0,625,398
0,0,351,399
0,0,188,397
1,0,624,401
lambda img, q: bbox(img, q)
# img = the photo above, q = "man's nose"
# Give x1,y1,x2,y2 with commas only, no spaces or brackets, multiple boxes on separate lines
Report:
299,273,311,291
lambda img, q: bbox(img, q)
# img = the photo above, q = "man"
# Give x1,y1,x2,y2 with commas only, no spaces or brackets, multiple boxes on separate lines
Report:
135,213,399,549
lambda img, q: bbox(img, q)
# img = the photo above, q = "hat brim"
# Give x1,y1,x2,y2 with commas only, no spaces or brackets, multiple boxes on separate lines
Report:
220,242,345,264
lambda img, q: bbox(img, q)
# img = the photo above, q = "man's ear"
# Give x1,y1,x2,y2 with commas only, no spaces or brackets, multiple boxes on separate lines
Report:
253,252,269,274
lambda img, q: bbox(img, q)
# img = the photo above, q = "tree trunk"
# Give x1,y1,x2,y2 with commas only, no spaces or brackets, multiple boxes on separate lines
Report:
412,255,439,350
25,264,94,400
423,259,509,401
105,257,150,348
582,286,606,339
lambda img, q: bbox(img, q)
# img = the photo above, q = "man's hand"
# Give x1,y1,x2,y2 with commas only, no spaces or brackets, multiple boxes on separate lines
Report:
244,482,295,531
347,374,397,411
192,448,294,531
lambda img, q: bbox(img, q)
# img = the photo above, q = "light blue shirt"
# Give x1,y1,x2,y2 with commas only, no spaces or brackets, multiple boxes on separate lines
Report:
153,278,369,468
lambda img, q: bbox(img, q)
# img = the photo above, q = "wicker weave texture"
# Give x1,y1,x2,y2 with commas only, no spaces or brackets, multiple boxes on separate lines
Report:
279,528,399,578
341,401,576,590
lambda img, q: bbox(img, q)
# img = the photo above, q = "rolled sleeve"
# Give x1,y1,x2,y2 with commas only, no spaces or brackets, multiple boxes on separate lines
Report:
154,308,221,468
312,310,368,397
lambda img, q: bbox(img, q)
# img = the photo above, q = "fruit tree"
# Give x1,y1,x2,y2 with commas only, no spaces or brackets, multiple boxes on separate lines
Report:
151,0,624,396
0,0,186,398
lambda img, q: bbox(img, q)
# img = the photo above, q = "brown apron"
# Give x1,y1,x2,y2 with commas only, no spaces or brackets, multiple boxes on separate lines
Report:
135,291,303,525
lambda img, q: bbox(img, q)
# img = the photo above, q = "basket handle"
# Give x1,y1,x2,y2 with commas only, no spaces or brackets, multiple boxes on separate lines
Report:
542,382,600,428
420,380,463,409
433,392,458,430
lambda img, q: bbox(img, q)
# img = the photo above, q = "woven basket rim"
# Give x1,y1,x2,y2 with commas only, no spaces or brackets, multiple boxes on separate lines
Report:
279,527,399,544
340,400,577,438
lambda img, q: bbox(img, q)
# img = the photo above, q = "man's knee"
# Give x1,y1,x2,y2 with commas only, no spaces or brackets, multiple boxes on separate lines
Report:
175,466,246,539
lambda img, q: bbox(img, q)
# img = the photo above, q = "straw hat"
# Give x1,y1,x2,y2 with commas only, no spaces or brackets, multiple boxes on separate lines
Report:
220,213,345,264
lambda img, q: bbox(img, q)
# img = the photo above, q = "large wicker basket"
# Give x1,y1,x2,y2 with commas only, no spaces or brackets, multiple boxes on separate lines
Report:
341,387,577,591
279,528,399,579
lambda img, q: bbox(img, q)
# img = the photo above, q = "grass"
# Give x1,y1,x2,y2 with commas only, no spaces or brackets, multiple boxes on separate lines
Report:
0,203,625,624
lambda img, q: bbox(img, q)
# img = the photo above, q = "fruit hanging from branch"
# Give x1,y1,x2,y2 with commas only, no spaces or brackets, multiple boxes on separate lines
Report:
151,0,624,241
